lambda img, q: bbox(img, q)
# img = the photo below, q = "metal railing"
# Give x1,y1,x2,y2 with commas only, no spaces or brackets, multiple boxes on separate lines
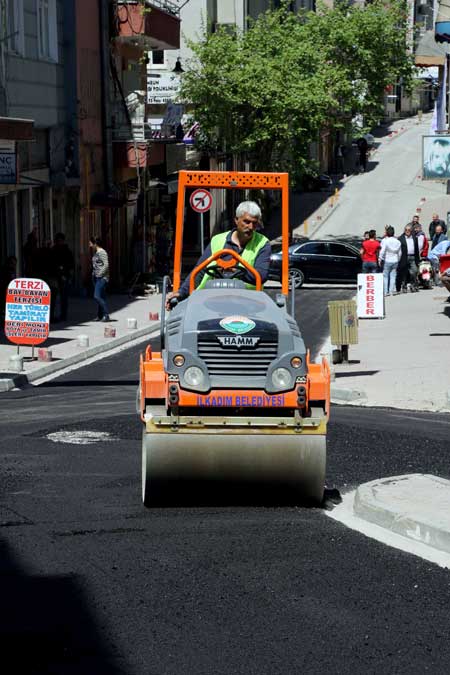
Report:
148,0,180,15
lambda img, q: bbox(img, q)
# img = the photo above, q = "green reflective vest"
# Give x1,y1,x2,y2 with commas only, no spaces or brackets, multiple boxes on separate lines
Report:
197,230,269,291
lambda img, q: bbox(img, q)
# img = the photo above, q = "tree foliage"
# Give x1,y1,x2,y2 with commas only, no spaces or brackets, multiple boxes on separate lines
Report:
180,0,414,180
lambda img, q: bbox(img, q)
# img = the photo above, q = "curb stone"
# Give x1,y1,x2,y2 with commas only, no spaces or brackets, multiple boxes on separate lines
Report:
353,474,450,555
0,322,161,391
330,384,367,403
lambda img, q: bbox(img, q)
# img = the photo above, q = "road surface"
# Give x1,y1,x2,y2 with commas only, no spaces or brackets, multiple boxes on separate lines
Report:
1,287,450,674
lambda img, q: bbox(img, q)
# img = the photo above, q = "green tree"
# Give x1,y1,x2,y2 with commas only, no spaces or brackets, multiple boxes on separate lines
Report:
180,0,414,182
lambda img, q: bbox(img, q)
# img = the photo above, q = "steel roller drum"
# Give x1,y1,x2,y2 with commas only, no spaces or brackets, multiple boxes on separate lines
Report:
142,429,326,506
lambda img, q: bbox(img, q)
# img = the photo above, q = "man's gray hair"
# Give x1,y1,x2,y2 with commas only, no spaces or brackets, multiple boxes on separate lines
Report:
235,201,262,220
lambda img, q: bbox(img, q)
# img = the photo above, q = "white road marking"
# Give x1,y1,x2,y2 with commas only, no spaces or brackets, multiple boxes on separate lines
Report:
326,491,450,569
46,430,119,445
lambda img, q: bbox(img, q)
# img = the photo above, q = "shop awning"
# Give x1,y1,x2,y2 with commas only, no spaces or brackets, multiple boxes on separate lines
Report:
0,116,34,141
416,30,448,65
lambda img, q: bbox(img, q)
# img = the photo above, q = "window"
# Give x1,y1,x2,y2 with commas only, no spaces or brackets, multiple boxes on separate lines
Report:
7,0,24,55
148,50,167,69
37,0,58,61
299,242,327,255
327,243,357,258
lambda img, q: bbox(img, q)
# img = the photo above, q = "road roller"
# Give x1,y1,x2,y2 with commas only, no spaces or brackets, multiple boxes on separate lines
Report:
138,170,330,505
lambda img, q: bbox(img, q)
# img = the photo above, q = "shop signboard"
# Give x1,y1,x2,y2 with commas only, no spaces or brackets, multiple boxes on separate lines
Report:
357,273,384,318
4,278,51,345
147,74,180,104
0,146,17,184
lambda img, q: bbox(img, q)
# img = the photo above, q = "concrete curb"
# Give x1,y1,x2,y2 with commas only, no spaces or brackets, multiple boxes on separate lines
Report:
0,321,161,391
330,384,367,403
353,474,450,555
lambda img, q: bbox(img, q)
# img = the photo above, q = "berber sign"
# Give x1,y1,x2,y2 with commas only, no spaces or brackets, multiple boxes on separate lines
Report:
357,273,384,318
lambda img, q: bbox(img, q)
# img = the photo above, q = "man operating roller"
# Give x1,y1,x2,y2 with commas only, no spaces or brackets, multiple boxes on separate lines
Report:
165,201,271,309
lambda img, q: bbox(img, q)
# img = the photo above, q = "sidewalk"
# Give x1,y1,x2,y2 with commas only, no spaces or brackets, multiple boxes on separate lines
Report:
330,285,450,412
0,292,162,391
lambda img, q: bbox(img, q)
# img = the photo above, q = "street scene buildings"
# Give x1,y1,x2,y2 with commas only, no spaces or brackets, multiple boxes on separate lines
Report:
3,1,450,674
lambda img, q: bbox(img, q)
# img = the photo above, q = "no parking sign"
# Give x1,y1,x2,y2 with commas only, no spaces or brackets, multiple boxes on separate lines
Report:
190,188,212,213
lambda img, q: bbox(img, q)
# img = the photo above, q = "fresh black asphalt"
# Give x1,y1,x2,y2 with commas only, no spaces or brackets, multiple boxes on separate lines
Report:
1,287,450,674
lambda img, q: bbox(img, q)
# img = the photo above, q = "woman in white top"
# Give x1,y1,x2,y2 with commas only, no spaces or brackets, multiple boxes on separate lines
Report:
379,226,401,296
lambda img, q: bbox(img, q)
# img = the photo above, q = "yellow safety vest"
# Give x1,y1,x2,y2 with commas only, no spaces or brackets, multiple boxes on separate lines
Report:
197,230,268,290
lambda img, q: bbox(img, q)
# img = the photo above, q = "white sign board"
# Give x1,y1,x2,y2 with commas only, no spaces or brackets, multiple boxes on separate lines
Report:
147,74,180,104
5,278,51,345
357,273,384,318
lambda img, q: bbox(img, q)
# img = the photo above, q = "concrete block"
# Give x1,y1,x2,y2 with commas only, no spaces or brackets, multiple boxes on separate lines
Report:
354,474,450,555
0,378,14,392
8,355,23,372
77,334,89,348
330,384,367,402
104,327,116,338
127,318,138,329
37,348,52,362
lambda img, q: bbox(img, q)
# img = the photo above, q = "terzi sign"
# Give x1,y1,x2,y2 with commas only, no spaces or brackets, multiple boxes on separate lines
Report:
4,278,51,345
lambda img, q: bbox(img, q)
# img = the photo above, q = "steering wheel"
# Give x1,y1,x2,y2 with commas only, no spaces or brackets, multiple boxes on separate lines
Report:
204,264,247,280
190,248,262,293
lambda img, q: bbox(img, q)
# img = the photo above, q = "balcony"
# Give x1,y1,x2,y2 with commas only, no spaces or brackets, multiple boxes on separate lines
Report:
115,1,181,51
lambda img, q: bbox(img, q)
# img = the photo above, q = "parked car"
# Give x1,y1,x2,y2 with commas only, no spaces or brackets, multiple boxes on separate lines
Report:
301,173,333,192
269,239,362,288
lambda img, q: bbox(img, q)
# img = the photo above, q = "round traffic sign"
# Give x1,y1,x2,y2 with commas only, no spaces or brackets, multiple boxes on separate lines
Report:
190,188,212,213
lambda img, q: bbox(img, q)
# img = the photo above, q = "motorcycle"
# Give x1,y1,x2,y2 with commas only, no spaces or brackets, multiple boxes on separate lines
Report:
418,258,433,289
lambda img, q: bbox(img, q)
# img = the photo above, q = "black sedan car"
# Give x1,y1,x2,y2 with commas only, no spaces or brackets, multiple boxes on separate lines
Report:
269,239,362,288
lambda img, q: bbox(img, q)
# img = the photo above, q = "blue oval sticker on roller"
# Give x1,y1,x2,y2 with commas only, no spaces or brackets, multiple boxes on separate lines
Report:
220,315,256,335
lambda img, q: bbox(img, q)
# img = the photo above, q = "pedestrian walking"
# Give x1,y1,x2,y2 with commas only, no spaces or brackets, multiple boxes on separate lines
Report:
429,213,447,240
356,137,368,173
89,236,110,321
432,224,446,249
397,224,420,292
379,227,401,296
360,229,380,273
51,233,74,322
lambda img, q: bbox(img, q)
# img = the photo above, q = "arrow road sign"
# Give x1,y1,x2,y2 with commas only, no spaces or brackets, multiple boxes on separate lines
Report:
190,188,213,213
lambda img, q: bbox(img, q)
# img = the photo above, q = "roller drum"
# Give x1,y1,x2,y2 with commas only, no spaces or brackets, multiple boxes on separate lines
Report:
142,429,326,506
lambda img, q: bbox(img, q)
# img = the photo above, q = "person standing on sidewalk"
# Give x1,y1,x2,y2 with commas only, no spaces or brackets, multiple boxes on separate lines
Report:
432,224,447,249
51,233,74,322
360,229,380,273
412,220,428,258
379,227,401,296
429,238,450,285
89,237,110,322
397,225,420,292
356,136,368,173
429,213,447,240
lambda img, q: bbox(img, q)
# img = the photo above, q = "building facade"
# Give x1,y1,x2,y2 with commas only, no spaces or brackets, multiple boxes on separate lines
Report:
0,0,69,276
